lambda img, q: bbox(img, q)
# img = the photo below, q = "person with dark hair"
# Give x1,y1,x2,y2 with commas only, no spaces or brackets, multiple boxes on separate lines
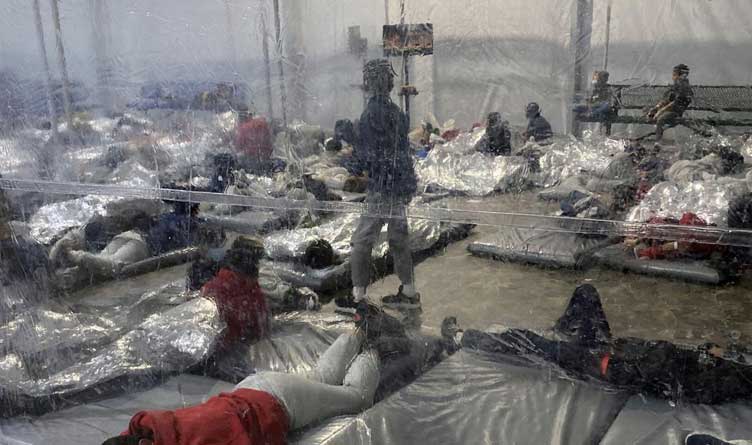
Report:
200,236,270,347
326,119,357,152
52,200,218,283
647,64,694,141
461,284,752,405
523,102,553,143
101,301,398,445
0,182,52,287
49,211,155,282
337,59,420,312
209,152,237,193
475,112,512,156
146,200,202,256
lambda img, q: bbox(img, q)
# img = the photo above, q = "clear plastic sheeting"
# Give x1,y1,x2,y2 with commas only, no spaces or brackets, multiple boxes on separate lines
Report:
28,196,162,244
28,194,113,244
627,178,751,226
264,198,457,262
293,350,629,445
416,131,532,196
3,0,752,443
0,294,221,417
535,133,627,188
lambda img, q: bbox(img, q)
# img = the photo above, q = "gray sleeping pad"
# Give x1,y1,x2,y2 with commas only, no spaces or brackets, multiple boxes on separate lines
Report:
292,349,629,444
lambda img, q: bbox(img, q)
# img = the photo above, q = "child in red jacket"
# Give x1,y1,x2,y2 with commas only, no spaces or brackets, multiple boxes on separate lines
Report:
201,237,270,347
103,307,384,445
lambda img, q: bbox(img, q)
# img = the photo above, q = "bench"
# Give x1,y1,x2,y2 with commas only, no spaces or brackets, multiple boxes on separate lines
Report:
576,84,752,136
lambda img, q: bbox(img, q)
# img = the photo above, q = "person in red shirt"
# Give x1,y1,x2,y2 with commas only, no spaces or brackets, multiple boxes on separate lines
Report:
234,108,282,176
103,307,382,445
200,236,271,347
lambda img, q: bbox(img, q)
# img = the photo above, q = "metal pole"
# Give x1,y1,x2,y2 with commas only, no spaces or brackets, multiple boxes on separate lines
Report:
403,54,410,127
571,0,593,136
603,0,612,71
32,0,59,142
224,0,239,79
260,5,274,118
50,0,73,129
384,0,390,25
272,0,288,125
90,0,113,114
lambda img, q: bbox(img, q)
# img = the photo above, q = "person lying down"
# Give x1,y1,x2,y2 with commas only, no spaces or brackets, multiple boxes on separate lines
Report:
102,302,403,445
456,284,752,405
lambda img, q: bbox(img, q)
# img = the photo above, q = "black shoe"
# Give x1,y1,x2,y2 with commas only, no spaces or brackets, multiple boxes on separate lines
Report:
441,316,463,354
334,295,359,315
685,433,745,445
354,300,406,341
382,286,421,311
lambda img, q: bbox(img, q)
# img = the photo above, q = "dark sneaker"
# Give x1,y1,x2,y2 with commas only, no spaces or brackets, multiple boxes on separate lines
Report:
382,286,421,311
334,295,359,315
441,316,463,354
685,433,749,445
354,300,406,341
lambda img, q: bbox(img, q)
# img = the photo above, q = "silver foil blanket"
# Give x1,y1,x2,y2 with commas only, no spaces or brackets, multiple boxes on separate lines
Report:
263,203,448,262
536,133,626,188
626,177,751,226
416,131,531,196
0,288,221,417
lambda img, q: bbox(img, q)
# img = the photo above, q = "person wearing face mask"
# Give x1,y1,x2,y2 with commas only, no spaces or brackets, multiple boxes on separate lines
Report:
474,112,512,156
647,64,694,141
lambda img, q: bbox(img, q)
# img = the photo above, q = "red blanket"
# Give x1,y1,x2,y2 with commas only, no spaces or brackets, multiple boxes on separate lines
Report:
124,389,288,445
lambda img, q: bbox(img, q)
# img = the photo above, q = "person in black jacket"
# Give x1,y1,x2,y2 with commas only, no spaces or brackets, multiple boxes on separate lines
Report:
648,64,694,141
461,284,752,405
475,112,512,156
523,102,553,143
337,59,420,312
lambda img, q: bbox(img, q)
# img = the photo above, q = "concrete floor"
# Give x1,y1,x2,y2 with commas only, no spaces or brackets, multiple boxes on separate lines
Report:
364,191,752,348
68,191,752,349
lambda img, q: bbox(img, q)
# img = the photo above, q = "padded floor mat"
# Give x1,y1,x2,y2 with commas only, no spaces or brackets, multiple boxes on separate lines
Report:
600,395,752,445
469,228,614,269
293,349,629,445
0,374,234,445
593,244,722,284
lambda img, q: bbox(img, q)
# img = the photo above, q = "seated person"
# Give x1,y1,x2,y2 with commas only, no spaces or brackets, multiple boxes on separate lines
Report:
192,82,235,112
234,107,283,176
208,152,237,193
647,64,693,141
460,284,752,405
325,119,358,152
474,112,512,156
103,302,393,445
589,142,667,195
0,184,51,286
200,237,270,348
573,70,617,121
523,102,553,143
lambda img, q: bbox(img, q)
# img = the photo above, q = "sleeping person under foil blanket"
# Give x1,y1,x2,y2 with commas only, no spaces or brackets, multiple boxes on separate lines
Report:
458,284,752,405
50,200,223,283
102,301,406,445
621,197,752,282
